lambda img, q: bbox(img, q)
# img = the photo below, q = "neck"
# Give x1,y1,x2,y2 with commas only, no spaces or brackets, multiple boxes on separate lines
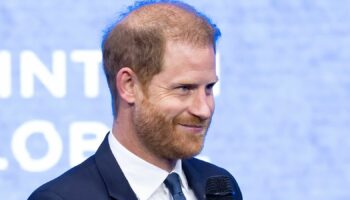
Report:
112,115,177,172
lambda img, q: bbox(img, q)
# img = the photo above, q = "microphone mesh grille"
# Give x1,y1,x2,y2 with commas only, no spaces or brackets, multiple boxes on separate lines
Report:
205,175,234,195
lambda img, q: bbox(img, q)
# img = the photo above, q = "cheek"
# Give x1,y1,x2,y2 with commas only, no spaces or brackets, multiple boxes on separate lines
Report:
207,96,215,113
157,99,187,117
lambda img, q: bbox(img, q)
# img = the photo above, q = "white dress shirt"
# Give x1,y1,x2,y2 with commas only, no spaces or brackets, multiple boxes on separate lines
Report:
108,133,197,200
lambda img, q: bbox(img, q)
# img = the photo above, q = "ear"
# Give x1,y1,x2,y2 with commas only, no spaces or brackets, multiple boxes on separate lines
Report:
116,67,138,104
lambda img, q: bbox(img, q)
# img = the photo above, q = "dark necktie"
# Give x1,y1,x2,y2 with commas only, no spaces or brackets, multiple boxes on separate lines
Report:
164,173,187,200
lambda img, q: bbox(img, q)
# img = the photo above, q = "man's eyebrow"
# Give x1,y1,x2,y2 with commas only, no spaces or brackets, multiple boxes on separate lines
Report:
171,83,197,88
169,75,219,86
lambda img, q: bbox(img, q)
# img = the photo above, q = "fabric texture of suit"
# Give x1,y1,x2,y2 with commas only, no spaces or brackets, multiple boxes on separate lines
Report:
28,133,242,200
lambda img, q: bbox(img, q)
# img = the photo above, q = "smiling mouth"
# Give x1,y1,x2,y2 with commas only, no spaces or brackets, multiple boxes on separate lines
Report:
177,123,206,133
179,124,204,128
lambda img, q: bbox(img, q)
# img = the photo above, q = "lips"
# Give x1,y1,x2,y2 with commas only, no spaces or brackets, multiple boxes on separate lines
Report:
179,124,204,128
177,123,207,134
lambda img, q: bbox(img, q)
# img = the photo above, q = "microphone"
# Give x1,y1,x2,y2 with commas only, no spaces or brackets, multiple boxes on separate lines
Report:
205,175,235,200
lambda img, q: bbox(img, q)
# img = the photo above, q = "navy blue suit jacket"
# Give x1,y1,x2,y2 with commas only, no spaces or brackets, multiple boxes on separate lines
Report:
28,134,242,200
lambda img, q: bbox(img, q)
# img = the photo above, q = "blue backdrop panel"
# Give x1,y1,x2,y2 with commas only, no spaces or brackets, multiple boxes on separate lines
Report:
1,1,350,199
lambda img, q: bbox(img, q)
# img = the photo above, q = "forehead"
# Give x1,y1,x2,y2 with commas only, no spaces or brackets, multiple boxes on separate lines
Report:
158,42,217,83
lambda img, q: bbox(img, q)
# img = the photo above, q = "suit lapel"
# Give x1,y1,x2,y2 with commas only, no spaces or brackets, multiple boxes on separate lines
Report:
182,159,206,200
94,133,138,200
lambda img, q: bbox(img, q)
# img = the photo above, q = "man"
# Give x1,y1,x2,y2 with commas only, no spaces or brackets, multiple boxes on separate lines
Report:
28,0,242,199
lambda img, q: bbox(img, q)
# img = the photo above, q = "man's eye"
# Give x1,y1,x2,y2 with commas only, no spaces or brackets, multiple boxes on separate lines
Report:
205,83,215,94
180,86,190,91
176,85,193,94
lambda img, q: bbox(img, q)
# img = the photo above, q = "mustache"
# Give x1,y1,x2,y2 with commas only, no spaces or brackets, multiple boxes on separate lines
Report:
174,116,210,127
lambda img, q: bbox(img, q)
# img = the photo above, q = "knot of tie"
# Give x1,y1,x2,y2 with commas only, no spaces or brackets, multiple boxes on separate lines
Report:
164,173,186,200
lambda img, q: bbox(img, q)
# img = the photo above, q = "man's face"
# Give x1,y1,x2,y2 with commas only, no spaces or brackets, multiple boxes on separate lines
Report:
133,41,217,160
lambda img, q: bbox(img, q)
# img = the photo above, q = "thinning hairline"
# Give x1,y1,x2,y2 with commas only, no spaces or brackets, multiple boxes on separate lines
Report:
119,2,201,30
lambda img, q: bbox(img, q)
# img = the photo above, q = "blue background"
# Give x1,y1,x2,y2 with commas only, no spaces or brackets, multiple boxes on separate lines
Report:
1,0,350,199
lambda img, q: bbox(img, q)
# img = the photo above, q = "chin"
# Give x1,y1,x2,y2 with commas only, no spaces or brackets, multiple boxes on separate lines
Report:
173,140,205,159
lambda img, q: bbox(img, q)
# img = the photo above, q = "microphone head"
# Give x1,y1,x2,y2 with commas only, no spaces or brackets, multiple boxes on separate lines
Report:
205,175,234,200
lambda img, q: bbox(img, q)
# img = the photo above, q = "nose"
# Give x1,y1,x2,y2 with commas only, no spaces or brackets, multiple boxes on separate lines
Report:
188,90,214,120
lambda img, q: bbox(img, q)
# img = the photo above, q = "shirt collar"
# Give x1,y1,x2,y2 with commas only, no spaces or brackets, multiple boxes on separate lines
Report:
171,159,190,191
108,133,189,200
